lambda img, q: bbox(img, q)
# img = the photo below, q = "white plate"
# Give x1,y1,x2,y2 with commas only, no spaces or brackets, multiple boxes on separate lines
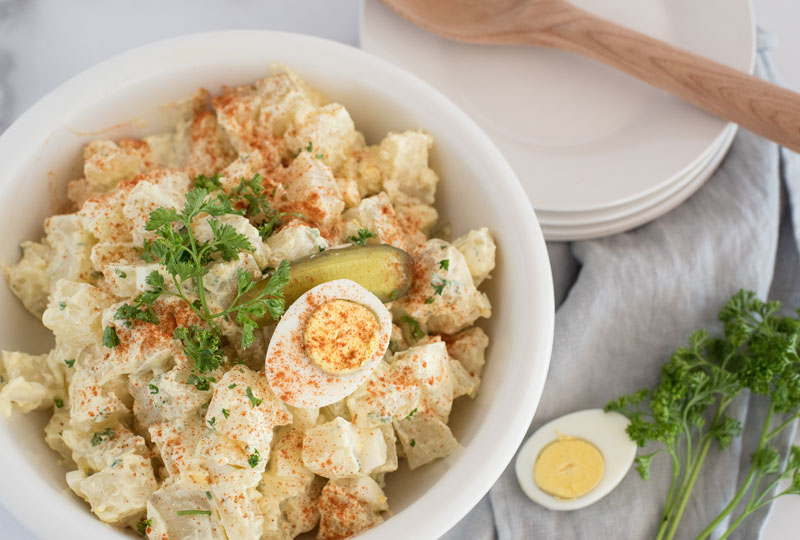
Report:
540,120,737,240
361,0,755,214
536,123,736,227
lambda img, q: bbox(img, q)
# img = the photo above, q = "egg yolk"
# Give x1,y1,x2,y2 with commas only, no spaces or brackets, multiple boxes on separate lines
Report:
533,436,605,500
303,299,382,375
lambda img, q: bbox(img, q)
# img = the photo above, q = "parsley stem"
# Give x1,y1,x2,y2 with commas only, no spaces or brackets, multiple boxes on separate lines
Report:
693,406,774,540
655,447,682,540
185,231,217,333
172,277,209,327
752,475,783,508
718,472,765,540
766,411,800,441
664,400,729,540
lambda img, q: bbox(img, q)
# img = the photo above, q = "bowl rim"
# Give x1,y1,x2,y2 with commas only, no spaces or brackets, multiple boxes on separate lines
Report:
0,30,554,540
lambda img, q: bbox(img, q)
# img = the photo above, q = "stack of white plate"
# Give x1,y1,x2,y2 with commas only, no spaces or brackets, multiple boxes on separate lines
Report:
361,0,756,241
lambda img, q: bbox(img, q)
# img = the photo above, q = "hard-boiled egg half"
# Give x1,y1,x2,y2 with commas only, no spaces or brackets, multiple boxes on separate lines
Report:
515,409,636,511
265,279,393,408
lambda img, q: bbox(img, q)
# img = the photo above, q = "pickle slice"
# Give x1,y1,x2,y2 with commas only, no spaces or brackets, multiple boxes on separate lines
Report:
242,244,414,326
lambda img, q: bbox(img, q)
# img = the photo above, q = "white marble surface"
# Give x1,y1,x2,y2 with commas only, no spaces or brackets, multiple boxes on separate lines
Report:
0,0,795,538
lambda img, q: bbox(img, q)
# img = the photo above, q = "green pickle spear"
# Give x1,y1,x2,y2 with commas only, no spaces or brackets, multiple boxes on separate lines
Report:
241,244,414,326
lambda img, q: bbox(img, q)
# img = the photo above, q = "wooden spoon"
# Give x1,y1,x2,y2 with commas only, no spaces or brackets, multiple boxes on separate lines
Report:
380,0,800,153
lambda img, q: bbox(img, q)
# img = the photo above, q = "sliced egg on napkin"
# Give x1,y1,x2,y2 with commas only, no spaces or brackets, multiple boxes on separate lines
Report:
515,408,636,511
265,278,393,408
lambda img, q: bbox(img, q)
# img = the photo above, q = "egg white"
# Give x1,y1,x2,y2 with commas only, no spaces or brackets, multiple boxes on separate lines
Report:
515,408,636,511
264,278,392,408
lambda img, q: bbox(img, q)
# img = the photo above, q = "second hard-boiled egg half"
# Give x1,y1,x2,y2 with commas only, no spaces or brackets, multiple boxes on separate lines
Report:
515,409,637,511
264,278,393,408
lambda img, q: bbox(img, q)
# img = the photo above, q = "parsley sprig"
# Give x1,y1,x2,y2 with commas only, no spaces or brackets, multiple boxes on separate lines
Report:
138,185,291,337
131,180,292,385
606,290,800,540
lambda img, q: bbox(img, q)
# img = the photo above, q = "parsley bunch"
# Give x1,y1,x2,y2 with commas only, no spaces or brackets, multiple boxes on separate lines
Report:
606,290,800,540
113,179,292,388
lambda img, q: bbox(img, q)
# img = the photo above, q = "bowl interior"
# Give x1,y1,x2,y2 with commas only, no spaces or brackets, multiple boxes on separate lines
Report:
0,31,553,540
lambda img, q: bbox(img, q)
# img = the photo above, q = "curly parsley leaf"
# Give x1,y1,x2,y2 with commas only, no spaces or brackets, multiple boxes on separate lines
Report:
194,173,222,191
174,326,223,374
246,386,262,407
348,228,375,246
102,326,120,348
187,374,215,392
400,315,424,341
136,518,152,537
248,448,261,468
207,218,253,261
234,259,291,348
90,428,115,447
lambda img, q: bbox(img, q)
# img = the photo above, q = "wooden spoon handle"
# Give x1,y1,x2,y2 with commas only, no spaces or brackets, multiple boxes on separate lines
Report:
529,2,800,152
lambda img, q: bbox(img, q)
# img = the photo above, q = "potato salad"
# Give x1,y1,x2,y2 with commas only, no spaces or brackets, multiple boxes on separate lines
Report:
1,67,496,540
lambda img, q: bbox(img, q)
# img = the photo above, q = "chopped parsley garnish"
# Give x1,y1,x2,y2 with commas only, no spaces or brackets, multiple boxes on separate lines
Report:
228,383,237,389
64,359,75,368
187,374,215,392
115,268,127,279
348,228,375,246
431,277,447,296
389,289,400,301
176,510,212,516
207,417,216,429
112,270,165,329
318,245,326,252
114,300,158,327
90,428,115,447
205,491,212,500
102,326,120,348
246,386,262,407
410,439,416,447
229,174,303,240
424,297,435,305
315,154,325,160
58,301,66,310
400,315,424,340
222,408,230,419
439,259,450,271
53,398,64,409
405,407,417,420
111,458,122,468
248,448,261,468
136,518,152,537
149,384,159,395
306,141,313,152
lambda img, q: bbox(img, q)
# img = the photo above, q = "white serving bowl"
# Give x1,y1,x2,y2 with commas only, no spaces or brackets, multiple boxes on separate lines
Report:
0,31,554,540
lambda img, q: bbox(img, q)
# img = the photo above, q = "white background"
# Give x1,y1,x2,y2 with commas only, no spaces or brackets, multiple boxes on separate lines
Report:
0,0,795,538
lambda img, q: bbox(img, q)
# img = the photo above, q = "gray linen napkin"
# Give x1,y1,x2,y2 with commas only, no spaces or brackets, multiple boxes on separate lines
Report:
444,32,799,540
